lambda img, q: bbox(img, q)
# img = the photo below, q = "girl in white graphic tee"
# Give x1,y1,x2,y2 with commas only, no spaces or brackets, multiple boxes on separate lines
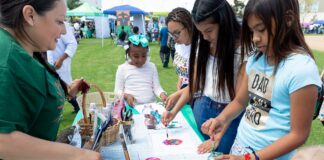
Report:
201,0,322,160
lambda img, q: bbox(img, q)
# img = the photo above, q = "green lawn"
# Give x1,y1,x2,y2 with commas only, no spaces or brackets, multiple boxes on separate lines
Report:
58,38,324,146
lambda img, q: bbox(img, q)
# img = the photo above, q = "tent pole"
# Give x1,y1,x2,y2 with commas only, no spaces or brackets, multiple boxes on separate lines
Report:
101,15,104,48
142,14,146,35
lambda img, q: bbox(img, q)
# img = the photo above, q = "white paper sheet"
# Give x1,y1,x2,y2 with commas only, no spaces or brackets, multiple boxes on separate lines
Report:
101,103,209,160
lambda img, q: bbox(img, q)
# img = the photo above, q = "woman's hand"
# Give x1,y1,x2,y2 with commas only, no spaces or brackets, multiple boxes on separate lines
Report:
124,93,136,107
164,91,181,111
78,149,102,160
161,110,177,126
68,79,90,98
201,118,224,136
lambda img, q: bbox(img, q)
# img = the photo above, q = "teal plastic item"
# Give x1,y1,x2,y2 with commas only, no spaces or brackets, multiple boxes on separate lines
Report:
180,105,205,141
125,104,140,114
128,35,149,47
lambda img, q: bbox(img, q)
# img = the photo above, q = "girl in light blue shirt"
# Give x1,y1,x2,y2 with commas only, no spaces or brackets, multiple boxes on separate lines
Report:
201,0,322,159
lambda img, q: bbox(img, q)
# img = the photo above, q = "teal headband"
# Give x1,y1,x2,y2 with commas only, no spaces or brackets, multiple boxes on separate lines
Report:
128,35,149,47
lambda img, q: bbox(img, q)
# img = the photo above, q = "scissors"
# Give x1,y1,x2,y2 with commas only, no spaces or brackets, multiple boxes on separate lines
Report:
121,106,133,121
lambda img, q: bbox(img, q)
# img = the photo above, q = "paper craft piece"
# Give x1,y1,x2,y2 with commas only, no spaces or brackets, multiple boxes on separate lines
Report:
163,139,183,145
167,121,181,128
145,157,161,160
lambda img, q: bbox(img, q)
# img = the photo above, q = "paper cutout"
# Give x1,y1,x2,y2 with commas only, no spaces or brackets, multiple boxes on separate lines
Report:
167,121,181,128
163,139,183,145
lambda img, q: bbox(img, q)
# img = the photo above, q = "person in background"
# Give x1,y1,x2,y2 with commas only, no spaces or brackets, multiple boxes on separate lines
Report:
47,22,80,114
73,21,80,43
202,0,322,159
0,0,100,159
132,26,139,35
168,34,176,63
158,22,170,68
114,35,167,107
118,25,127,46
162,0,245,154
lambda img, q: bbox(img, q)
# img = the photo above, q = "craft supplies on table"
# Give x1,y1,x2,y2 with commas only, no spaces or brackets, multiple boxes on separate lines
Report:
100,102,209,160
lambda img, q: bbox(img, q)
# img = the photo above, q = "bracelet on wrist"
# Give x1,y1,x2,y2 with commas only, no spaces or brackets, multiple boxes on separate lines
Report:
246,146,260,160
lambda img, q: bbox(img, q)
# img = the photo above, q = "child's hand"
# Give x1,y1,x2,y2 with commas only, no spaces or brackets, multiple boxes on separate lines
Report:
214,154,243,160
160,92,168,103
124,93,136,107
201,118,224,136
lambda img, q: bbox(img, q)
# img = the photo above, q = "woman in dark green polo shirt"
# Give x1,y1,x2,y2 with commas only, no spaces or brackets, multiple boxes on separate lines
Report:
0,0,100,159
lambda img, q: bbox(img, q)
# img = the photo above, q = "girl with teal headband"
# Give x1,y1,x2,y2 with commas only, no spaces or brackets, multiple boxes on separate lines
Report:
114,35,168,107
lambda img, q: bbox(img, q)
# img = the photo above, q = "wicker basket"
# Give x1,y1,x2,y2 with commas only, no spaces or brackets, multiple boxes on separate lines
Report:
76,84,120,147
76,91,117,115
102,118,121,145
77,117,93,142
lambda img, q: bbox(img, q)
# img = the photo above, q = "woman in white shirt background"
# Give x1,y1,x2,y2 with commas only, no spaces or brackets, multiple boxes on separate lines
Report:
47,22,80,113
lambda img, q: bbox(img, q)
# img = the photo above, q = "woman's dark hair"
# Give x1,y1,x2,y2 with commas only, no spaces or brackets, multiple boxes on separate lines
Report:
0,0,60,43
0,0,68,95
166,7,193,40
241,0,313,74
34,52,68,95
189,0,241,100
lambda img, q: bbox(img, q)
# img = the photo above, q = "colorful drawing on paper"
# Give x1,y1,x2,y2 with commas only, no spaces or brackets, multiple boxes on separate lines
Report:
163,139,183,145
145,157,160,160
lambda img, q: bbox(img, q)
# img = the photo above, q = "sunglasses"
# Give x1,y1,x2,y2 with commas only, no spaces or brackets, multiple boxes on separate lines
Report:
168,27,184,39
128,35,149,47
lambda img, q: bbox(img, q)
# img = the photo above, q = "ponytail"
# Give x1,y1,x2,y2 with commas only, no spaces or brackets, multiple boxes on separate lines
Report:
33,52,68,96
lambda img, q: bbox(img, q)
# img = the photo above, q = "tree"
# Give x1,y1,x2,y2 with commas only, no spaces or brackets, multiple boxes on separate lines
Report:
300,0,317,23
67,0,82,10
232,0,245,18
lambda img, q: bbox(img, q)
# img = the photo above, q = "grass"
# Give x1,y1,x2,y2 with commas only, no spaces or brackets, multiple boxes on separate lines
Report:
58,38,324,146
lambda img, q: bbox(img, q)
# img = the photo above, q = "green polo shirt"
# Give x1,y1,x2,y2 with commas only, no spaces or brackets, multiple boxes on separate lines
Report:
0,28,65,141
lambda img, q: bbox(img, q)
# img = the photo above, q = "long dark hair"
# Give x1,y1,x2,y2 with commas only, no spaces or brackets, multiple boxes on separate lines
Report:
189,0,241,100
241,0,313,74
166,7,193,41
0,0,68,95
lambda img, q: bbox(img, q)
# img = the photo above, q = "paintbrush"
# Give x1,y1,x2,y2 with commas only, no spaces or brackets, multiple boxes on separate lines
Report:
120,133,130,160
166,125,169,139
211,135,215,153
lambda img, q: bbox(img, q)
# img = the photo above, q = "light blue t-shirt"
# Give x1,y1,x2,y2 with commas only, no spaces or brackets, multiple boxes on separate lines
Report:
234,53,322,160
